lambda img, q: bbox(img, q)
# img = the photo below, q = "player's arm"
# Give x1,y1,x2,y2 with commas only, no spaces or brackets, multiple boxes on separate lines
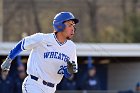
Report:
63,45,78,78
1,39,25,71
63,66,72,78
1,33,44,71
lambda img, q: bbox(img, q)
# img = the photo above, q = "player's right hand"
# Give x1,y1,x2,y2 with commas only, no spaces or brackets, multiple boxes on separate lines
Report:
1,57,12,71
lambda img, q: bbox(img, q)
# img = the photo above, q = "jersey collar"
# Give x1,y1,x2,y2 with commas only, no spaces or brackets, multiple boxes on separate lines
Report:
53,33,67,46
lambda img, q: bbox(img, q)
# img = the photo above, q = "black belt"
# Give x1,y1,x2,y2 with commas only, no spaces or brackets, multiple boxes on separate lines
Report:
30,75,54,88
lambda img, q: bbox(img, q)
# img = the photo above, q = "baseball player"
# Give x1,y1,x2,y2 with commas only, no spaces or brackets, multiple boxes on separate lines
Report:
1,12,79,93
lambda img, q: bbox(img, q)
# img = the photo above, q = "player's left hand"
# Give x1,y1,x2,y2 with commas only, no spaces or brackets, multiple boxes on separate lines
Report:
67,60,78,74
1,57,12,71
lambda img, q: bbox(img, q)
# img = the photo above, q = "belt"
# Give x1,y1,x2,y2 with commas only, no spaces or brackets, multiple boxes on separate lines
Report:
30,75,54,88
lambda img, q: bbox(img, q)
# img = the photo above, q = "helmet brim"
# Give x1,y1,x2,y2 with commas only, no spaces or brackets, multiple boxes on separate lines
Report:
70,19,79,24
63,19,79,24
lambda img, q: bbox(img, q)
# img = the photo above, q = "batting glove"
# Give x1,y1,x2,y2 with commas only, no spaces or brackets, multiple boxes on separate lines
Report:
67,60,78,74
1,57,12,71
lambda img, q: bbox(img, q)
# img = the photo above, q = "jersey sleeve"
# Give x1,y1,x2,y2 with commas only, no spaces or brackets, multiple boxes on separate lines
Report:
22,33,44,50
71,44,78,72
72,47,77,63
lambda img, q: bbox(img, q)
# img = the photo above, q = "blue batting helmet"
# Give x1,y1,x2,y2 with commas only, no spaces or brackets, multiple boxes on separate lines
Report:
53,12,79,32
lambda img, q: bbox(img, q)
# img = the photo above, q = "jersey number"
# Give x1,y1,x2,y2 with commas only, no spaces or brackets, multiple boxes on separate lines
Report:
57,65,67,74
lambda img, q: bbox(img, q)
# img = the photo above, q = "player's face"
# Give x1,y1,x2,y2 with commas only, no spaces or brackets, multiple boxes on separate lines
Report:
63,20,76,40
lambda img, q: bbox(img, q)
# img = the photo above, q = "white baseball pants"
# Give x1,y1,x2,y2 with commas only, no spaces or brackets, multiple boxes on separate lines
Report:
22,76,56,93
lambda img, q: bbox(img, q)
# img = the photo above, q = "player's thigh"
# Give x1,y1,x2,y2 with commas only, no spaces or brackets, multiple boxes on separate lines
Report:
22,84,43,93
22,77,43,93
22,76,56,93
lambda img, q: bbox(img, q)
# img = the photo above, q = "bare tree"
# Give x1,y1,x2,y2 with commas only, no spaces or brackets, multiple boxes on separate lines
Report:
86,0,98,38
121,0,127,25
30,0,42,33
121,0,128,42
131,0,138,29
132,0,138,15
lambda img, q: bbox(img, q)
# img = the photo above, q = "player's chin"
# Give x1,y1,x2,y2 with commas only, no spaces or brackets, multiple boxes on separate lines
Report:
66,37,72,40
66,36,73,40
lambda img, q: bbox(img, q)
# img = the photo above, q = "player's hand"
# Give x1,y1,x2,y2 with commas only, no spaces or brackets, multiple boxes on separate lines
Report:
1,57,12,71
67,60,78,74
